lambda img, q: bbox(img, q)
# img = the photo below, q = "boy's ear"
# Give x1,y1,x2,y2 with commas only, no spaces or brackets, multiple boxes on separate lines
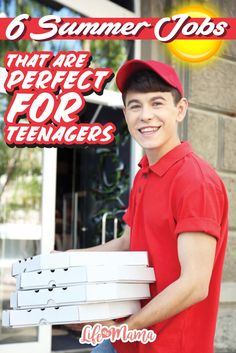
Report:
176,98,188,123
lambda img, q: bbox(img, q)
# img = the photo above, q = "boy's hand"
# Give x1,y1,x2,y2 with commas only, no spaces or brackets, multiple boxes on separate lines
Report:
99,320,117,327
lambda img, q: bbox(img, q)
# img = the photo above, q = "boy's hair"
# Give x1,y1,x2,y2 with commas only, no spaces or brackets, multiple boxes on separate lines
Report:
122,70,182,106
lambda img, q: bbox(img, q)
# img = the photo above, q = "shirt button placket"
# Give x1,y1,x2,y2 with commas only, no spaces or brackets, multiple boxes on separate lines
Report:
138,171,149,195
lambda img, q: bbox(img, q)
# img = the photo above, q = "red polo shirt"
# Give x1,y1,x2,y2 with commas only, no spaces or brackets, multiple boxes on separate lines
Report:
113,141,228,353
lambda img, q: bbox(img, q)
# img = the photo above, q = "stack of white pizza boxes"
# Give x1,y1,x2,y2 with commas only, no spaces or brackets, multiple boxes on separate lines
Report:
3,251,155,327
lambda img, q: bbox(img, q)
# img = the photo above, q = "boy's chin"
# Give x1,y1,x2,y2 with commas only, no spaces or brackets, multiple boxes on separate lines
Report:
141,143,163,151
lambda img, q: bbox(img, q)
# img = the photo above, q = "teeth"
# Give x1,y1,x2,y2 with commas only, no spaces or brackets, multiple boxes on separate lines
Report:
140,127,160,133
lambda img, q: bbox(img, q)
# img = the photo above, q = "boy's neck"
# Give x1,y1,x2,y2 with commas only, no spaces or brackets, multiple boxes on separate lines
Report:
145,137,181,166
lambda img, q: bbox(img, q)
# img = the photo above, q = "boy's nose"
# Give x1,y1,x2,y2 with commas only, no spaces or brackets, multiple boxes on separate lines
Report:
140,108,155,122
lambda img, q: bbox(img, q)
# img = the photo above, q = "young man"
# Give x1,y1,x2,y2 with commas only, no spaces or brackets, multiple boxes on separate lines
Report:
90,59,228,353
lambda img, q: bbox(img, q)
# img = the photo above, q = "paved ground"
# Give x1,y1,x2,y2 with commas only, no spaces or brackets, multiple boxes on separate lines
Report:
54,350,235,353
52,346,91,353
53,350,236,353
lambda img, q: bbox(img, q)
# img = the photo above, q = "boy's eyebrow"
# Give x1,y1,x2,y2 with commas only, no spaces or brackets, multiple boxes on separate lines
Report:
150,96,166,102
126,95,166,107
126,99,141,107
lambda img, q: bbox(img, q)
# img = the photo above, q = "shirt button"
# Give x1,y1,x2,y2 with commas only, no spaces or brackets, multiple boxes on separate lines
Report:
138,187,142,193
143,173,148,179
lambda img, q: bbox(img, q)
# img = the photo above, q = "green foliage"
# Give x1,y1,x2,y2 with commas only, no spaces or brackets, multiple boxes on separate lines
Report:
90,40,130,90
90,40,127,70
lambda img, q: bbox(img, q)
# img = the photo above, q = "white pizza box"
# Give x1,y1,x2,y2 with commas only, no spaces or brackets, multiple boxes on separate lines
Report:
11,282,150,309
3,300,141,327
16,265,155,290
12,251,149,276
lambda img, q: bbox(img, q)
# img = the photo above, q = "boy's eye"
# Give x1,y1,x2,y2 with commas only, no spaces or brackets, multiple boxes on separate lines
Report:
130,104,141,110
153,101,162,107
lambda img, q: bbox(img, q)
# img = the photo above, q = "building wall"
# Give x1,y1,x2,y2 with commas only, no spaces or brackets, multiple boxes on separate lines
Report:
141,0,236,351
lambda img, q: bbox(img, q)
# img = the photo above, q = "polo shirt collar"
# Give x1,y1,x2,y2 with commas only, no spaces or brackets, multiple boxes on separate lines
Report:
138,141,192,176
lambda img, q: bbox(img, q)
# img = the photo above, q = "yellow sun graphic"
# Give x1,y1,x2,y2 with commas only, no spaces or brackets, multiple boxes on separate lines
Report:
167,5,223,63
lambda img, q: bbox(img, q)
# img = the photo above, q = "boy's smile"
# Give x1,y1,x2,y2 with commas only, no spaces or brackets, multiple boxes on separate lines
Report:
123,91,188,165
138,125,162,135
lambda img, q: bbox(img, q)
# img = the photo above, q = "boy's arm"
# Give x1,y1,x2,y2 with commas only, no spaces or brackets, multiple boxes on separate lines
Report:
122,232,217,330
66,224,130,252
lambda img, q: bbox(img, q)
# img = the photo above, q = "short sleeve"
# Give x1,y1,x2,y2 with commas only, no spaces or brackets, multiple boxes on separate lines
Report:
173,182,225,240
123,187,135,227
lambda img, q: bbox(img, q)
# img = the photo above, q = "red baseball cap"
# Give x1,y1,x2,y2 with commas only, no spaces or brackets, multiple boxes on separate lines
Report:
116,59,184,97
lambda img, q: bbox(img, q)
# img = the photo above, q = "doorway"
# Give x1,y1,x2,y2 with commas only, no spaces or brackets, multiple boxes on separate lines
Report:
52,101,130,351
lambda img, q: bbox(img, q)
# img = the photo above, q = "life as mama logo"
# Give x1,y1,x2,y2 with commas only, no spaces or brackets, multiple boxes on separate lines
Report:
166,5,224,63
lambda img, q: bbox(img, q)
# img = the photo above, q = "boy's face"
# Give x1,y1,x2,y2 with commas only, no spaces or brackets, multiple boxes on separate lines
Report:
123,90,188,164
